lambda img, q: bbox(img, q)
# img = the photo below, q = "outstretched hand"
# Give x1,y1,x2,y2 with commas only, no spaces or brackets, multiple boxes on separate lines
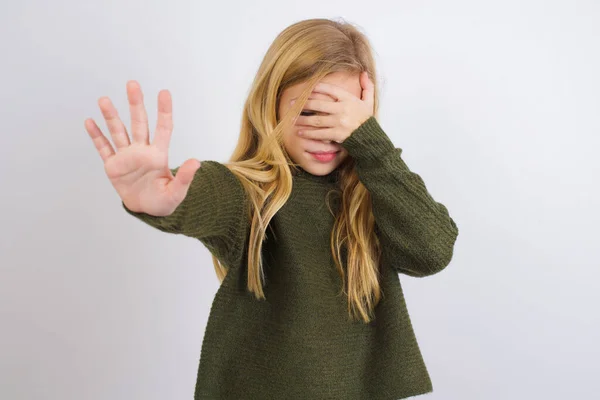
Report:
84,81,200,215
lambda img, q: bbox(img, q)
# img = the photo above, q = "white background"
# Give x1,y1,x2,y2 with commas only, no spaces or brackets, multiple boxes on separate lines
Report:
1,0,598,399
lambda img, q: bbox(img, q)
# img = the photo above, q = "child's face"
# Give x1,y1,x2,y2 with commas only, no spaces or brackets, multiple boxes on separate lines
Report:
278,71,362,176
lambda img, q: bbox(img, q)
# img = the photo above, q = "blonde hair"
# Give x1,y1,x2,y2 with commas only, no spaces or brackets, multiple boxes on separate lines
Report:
213,17,383,323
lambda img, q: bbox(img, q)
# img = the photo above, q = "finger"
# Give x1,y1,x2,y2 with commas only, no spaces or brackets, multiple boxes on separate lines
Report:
97,96,131,149
295,113,337,128
297,127,337,141
168,158,201,205
311,82,352,102
153,89,173,151
84,118,116,163
360,71,375,108
126,80,150,145
301,98,342,115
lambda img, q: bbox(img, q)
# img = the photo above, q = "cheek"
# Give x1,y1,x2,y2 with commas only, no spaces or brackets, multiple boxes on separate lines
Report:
282,127,299,153
285,124,300,140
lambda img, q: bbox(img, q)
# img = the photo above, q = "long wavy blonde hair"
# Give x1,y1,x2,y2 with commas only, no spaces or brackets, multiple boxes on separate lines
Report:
213,18,383,323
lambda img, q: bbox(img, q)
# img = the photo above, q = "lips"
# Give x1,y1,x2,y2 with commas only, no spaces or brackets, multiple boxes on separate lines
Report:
308,150,340,154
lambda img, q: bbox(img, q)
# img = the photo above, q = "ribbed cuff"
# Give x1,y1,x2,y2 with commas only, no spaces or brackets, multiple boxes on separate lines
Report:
340,116,397,164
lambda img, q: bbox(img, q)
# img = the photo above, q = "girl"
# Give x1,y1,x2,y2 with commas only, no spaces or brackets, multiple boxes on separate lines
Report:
85,17,459,400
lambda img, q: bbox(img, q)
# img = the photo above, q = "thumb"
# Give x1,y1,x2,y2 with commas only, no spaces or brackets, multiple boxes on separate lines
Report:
360,71,375,107
169,158,201,203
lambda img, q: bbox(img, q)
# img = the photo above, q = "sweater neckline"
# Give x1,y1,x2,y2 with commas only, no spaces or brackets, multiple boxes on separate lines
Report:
292,166,340,184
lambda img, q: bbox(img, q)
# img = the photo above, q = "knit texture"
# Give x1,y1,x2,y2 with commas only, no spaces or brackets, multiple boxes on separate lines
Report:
122,116,459,400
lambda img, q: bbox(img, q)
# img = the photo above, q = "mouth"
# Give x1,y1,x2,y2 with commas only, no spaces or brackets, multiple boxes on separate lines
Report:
307,150,341,154
306,150,340,163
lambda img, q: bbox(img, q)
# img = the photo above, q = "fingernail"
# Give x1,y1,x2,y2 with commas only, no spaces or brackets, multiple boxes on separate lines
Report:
290,100,296,105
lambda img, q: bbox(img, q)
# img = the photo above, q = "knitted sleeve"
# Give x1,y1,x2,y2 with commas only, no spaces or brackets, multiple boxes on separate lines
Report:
340,116,459,277
121,160,250,270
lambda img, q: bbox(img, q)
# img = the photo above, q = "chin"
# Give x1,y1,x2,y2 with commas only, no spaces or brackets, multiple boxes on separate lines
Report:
302,161,340,176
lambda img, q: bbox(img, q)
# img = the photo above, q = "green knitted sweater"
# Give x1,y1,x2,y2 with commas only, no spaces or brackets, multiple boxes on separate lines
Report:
122,116,459,400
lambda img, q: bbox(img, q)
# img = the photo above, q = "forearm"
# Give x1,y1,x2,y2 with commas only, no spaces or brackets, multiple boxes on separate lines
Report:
341,116,459,276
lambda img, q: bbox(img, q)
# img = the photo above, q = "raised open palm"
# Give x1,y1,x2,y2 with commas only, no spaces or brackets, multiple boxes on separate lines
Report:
85,81,200,216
